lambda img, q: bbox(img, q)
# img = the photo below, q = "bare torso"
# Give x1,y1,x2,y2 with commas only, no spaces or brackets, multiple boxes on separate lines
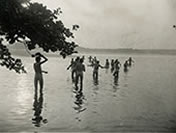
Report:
34,63,42,75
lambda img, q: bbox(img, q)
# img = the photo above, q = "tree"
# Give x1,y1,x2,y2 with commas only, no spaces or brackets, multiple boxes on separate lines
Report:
0,0,78,73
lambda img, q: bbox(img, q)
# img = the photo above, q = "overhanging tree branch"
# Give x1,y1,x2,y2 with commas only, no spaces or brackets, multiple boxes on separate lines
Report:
0,0,79,73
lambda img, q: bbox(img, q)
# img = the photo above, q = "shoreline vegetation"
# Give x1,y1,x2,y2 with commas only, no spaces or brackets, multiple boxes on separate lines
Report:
8,43,176,57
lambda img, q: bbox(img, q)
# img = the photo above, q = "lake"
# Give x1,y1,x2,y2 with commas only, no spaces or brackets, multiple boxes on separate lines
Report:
0,54,176,132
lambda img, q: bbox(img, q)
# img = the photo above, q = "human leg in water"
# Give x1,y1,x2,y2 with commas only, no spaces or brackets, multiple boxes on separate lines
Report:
71,70,76,82
34,74,43,93
95,71,98,80
34,78,38,93
93,71,95,79
111,67,114,73
93,71,98,80
113,71,119,79
39,77,43,94
79,75,83,92
75,74,79,90
113,71,119,85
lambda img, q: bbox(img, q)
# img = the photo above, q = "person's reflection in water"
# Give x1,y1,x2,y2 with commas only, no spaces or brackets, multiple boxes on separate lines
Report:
114,76,119,86
74,91,86,113
32,88,48,127
73,91,86,122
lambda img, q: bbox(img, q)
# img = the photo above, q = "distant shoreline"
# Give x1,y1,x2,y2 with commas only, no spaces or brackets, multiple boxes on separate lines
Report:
76,47,176,55
9,48,176,57
8,43,176,56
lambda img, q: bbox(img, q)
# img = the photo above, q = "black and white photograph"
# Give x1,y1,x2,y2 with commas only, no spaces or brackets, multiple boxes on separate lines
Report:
0,0,176,132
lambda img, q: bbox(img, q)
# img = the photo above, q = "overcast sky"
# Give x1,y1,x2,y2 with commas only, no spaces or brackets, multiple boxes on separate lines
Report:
32,0,176,49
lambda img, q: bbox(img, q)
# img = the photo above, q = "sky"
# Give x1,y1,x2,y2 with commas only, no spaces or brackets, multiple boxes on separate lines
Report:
32,0,176,49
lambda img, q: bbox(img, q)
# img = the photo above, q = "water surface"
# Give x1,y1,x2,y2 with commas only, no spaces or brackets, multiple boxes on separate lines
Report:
0,54,176,132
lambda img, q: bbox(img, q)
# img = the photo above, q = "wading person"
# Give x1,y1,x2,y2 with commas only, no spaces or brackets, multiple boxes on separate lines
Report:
111,59,115,72
92,60,104,80
124,60,128,72
67,58,76,81
33,53,48,93
127,57,134,66
113,60,121,79
88,56,92,63
75,58,85,92
105,59,110,69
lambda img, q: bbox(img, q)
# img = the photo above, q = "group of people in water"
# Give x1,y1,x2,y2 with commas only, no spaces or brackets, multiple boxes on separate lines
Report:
32,52,134,93
31,52,135,94
31,53,134,126
66,55,134,92
67,56,86,92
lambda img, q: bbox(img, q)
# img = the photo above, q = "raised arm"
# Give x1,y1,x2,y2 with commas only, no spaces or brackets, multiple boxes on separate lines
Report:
39,53,48,64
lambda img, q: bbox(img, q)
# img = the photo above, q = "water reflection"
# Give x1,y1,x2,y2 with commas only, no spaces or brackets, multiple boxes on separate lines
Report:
73,91,87,122
15,75,32,115
32,88,48,127
113,76,120,94
73,91,86,114
114,76,119,86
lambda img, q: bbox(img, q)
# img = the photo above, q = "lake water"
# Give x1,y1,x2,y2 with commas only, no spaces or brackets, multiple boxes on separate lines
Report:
0,54,176,132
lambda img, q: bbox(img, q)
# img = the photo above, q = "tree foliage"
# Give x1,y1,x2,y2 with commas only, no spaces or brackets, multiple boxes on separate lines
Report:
0,0,78,73
0,39,26,73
